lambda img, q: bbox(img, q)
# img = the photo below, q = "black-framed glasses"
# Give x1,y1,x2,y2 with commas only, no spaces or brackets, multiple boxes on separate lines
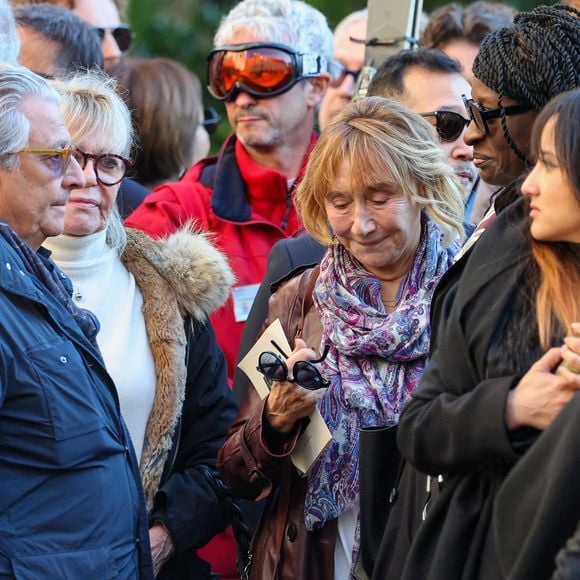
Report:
257,340,330,391
202,106,221,135
462,95,533,136
73,150,132,186
420,110,470,142
13,146,77,177
94,24,133,53
207,42,327,101
329,61,361,88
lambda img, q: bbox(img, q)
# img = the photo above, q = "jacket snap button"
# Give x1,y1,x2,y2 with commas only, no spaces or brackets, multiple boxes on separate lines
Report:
59,356,67,363
287,524,297,542
5,262,11,271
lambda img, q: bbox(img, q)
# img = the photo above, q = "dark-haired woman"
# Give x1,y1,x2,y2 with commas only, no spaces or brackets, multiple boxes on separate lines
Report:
395,5,580,575
491,89,580,580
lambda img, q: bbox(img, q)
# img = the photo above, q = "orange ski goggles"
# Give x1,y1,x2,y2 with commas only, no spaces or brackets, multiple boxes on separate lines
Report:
207,42,327,101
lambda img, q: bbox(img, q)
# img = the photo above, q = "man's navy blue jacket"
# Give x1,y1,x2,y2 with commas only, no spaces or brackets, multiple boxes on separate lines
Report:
0,236,153,578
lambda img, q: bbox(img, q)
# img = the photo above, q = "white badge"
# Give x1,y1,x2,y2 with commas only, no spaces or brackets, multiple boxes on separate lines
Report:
232,284,260,323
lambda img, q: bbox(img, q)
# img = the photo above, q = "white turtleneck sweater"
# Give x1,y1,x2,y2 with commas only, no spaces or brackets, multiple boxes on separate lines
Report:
45,230,156,461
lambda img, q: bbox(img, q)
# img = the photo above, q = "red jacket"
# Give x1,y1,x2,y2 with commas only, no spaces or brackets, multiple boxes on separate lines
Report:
126,134,316,382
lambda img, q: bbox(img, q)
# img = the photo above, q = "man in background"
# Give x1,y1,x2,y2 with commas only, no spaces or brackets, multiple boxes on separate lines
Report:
10,0,131,63
318,8,367,129
14,3,103,76
420,1,516,84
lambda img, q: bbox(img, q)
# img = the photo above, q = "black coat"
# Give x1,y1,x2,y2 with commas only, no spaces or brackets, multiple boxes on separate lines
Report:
396,199,546,580
494,389,580,580
153,318,238,579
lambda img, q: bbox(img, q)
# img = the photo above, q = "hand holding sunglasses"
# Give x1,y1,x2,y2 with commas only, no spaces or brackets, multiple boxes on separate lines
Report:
261,338,330,433
257,340,330,391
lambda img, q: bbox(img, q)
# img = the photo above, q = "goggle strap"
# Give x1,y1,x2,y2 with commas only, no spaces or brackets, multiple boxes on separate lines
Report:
300,54,327,77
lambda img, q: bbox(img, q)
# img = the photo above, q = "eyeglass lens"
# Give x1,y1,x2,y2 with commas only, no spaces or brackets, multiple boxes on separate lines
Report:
202,107,221,135
435,111,469,142
74,150,129,186
329,67,361,88
95,26,132,52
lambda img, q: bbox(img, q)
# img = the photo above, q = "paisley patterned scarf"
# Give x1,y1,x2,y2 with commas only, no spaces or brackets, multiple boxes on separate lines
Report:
304,217,459,535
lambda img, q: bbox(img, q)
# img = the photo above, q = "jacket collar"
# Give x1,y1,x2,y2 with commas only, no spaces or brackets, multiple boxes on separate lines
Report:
121,228,233,509
211,133,317,223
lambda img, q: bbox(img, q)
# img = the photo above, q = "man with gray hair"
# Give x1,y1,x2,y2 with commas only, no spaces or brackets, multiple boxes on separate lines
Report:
0,64,153,578
127,3,331,575
127,0,332,380
0,0,18,64
14,3,103,77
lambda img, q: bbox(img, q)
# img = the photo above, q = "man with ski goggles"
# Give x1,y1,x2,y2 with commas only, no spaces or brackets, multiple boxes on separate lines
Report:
125,3,333,576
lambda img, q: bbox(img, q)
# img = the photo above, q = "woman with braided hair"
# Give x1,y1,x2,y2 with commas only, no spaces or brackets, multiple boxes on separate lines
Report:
389,6,580,580
464,3,579,195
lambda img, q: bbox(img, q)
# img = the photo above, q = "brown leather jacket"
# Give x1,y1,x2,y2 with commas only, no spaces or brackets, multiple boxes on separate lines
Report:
218,267,339,579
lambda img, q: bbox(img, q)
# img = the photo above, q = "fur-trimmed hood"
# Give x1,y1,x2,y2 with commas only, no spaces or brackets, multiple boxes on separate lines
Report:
123,226,234,322
120,227,234,509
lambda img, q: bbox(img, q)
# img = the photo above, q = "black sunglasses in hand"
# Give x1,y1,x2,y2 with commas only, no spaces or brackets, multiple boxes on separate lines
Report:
257,340,330,391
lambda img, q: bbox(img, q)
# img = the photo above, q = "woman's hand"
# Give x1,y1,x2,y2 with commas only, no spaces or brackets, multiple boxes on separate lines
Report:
506,325,580,431
558,322,580,374
149,522,175,577
265,338,327,433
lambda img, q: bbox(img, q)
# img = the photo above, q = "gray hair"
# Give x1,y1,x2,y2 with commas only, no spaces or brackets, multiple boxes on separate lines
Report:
0,0,19,65
14,4,103,75
214,0,333,70
0,64,60,171
53,71,133,253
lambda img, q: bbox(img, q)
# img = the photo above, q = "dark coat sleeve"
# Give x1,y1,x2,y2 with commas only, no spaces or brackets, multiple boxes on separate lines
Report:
396,228,529,476
494,392,580,580
150,319,238,553
398,350,521,476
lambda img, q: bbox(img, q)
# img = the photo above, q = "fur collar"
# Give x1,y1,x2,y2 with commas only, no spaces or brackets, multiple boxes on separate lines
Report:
121,227,234,509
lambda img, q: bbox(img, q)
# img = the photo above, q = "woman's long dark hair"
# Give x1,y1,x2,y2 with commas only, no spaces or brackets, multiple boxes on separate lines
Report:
528,90,580,347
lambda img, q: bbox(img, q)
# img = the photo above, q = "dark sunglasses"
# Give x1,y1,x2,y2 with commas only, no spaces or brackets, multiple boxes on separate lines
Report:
420,110,470,142
207,42,327,101
202,106,221,135
329,61,361,88
462,95,532,136
257,340,330,391
94,24,133,53
73,150,132,186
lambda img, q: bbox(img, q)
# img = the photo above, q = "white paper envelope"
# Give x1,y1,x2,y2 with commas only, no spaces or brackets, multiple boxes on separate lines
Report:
238,319,332,475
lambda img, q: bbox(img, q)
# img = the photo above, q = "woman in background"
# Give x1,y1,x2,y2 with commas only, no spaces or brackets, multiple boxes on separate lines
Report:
108,57,210,189
492,89,580,580
44,72,237,579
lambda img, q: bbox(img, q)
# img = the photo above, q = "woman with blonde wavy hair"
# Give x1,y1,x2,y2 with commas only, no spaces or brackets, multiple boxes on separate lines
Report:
218,96,464,580
43,72,238,579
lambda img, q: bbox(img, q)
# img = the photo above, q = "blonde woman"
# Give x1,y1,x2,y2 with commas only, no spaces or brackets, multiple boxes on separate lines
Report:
218,97,464,580
44,72,237,579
